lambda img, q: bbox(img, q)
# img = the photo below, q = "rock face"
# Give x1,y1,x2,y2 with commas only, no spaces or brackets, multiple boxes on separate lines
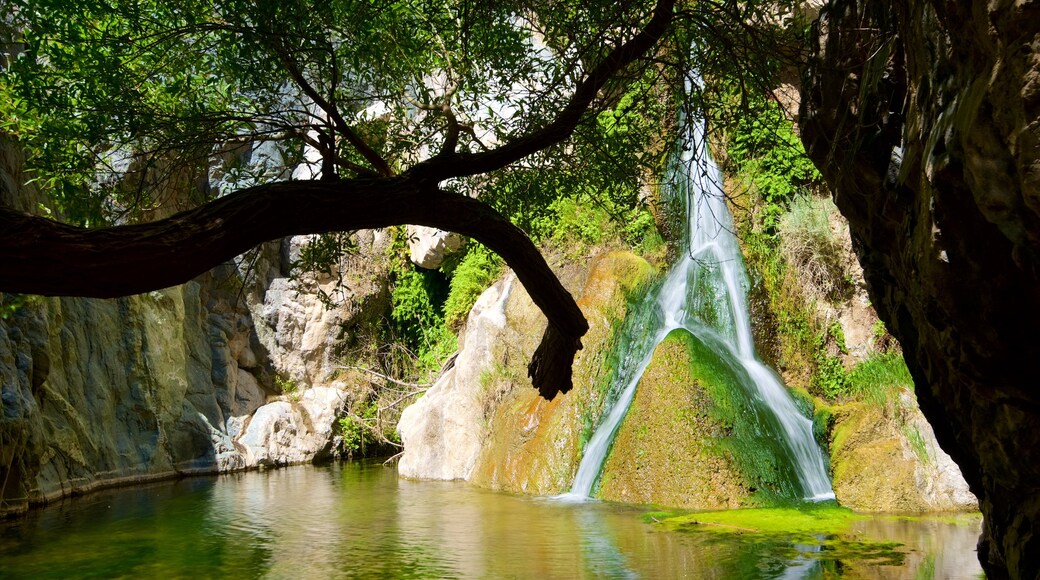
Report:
406,225,465,269
827,391,977,512
0,138,386,514
398,251,657,492
397,275,518,481
598,329,751,509
800,2,1040,577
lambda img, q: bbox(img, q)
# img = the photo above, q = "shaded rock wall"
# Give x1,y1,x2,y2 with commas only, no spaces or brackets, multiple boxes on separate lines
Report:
800,1,1040,577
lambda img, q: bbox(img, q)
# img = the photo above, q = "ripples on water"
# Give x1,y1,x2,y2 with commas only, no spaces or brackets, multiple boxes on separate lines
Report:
0,463,982,579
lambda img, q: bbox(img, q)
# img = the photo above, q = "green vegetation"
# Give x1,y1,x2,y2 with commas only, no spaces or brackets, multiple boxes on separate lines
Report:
847,352,913,405
718,90,822,234
274,375,300,401
441,245,503,331
652,504,908,569
0,294,40,320
778,195,852,300
337,400,398,459
657,502,860,537
679,329,806,503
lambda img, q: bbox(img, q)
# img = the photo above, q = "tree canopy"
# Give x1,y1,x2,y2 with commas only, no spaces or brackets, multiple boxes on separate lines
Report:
0,0,806,397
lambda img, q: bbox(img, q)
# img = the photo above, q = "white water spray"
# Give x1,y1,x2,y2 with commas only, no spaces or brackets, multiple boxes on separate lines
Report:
564,95,834,502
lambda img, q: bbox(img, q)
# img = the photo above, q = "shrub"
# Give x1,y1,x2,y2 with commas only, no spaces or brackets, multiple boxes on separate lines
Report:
777,195,853,301
442,244,503,330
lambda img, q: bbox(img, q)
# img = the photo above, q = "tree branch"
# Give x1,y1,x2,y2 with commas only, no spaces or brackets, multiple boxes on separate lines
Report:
0,177,588,395
275,45,394,177
409,0,675,183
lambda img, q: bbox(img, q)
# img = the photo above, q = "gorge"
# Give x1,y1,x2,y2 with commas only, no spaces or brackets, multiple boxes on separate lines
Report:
1,0,1037,577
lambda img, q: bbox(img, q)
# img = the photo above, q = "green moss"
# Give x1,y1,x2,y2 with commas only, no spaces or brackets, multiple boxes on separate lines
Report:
847,352,914,406
661,503,859,536
812,405,834,449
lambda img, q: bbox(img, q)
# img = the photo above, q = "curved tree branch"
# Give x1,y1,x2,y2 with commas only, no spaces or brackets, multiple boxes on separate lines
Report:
0,177,587,395
0,0,676,399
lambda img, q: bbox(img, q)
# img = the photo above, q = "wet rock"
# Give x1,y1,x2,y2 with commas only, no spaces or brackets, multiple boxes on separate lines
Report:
598,329,751,509
828,391,976,512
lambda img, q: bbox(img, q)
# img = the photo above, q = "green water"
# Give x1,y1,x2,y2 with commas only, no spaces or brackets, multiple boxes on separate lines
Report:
0,463,982,579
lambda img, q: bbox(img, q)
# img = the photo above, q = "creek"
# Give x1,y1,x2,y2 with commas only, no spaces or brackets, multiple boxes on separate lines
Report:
0,463,981,578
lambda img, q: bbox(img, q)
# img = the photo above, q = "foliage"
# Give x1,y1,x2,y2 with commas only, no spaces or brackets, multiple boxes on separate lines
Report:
777,195,853,301
337,400,393,459
441,244,502,330
846,352,913,406
0,0,678,225
387,263,455,374
0,294,40,320
717,90,822,234
274,375,300,401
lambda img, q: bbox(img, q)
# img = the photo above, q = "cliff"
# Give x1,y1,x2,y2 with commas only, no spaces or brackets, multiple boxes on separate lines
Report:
0,137,391,514
800,1,1040,577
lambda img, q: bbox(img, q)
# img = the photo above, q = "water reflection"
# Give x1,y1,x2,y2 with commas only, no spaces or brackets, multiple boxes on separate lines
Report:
0,464,983,578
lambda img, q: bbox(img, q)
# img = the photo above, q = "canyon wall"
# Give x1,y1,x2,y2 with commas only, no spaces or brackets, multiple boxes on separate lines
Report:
0,137,390,513
800,1,1040,577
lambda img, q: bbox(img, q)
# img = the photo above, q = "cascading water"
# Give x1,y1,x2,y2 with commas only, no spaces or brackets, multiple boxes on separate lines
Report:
564,91,835,502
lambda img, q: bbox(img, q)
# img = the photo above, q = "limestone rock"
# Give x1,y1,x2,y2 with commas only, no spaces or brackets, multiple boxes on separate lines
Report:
398,275,517,480
250,231,391,388
236,387,347,467
407,225,465,269
828,391,976,512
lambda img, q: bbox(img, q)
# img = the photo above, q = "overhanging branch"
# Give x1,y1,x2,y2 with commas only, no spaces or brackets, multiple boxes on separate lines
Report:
0,177,587,395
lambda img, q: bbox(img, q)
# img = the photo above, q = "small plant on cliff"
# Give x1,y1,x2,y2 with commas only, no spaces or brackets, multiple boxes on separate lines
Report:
275,375,301,401
777,195,853,301
441,244,503,331
846,352,914,406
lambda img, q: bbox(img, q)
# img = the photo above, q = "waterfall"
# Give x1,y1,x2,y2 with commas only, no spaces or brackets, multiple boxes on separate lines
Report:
563,94,835,502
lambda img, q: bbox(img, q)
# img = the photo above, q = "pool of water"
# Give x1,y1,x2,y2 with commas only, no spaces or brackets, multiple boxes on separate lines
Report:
0,463,983,578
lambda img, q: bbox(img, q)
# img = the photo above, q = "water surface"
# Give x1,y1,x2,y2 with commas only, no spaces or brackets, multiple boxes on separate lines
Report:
0,463,982,578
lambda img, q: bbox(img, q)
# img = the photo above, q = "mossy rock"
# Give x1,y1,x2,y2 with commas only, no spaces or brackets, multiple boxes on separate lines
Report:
468,251,657,494
827,401,924,511
597,328,752,509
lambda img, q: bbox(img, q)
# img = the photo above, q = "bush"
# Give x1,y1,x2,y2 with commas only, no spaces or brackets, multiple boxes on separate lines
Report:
442,244,503,330
777,195,852,301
